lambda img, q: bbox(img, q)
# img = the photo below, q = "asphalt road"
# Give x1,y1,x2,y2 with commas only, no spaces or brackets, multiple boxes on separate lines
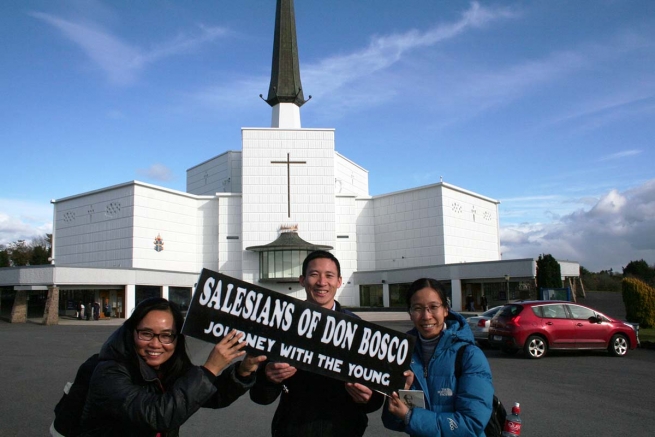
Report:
1,319,653,437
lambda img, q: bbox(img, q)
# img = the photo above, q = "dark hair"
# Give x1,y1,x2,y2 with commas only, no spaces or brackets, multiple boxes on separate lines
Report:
405,278,449,309
302,250,341,277
123,298,192,387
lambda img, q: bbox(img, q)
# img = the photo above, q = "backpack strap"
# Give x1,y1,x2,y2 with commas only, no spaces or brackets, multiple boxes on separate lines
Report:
454,344,468,379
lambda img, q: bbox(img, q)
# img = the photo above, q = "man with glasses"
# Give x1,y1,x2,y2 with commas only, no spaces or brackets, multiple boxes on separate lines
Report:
250,250,384,437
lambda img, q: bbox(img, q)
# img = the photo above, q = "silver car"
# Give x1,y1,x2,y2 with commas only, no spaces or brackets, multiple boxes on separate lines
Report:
467,306,504,346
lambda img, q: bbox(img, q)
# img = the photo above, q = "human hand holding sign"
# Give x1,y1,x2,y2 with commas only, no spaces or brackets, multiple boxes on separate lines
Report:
238,354,268,378
345,382,373,404
203,329,247,376
265,362,298,383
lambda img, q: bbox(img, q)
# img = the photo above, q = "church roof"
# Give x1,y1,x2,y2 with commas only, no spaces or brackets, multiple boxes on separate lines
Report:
264,0,308,107
245,231,332,252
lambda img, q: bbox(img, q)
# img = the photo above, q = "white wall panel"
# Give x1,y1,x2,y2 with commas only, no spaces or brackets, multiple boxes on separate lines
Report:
53,184,136,267
187,151,242,195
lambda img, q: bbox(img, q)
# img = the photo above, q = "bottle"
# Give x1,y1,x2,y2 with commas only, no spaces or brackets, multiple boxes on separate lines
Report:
501,402,522,436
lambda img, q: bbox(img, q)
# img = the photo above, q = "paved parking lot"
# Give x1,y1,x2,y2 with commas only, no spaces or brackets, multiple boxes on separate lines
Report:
1,314,653,437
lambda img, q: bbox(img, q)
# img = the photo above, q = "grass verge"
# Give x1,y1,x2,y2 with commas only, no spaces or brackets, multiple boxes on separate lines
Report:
639,327,655,343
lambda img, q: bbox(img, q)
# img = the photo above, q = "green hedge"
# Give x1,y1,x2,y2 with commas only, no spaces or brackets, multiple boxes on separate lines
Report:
622,277,655,328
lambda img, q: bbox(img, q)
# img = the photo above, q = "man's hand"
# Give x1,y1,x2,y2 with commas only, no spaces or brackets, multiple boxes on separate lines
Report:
237,354,267,377
264,362,297,384
344,382,373,404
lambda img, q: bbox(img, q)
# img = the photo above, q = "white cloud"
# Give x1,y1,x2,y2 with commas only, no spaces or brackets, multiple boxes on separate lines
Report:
137,163,175,182
0,200,53,246
31,12,227,85
502,179,655,272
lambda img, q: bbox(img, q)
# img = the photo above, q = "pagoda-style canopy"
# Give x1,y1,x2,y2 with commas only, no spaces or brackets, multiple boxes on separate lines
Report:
246,231,332,282
246,231,332,252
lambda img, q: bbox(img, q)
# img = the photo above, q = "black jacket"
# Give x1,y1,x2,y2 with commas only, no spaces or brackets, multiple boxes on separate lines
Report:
249,301,385,437
80,326,254,437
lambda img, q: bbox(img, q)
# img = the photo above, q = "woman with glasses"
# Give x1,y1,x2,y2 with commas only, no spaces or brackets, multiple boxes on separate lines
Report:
382,278,493,437
79,297,265,437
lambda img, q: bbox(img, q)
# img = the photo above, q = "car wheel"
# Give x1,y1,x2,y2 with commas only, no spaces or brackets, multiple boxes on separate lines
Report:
524,335,547,359
501,346,519,355
609,334,629,357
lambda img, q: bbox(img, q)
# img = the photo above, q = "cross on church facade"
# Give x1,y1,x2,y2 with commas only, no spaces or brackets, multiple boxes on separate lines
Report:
271,152,306,217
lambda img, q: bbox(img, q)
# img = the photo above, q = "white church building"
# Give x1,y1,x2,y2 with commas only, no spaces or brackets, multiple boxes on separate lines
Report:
0,0,579,324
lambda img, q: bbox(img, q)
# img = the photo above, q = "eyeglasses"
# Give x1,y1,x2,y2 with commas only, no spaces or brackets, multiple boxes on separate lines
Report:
409,303,444,315
136,329,177,344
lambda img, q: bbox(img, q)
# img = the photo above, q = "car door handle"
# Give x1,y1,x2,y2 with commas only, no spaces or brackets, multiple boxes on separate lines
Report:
546,322,553,325
576,323,583,327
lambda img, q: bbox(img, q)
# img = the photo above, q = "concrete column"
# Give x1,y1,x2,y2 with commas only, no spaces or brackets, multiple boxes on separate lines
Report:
10,290,28,323
162,285,169,300
42,286,59,325
125,284,135,319
382,283,390,307
450,279,462,312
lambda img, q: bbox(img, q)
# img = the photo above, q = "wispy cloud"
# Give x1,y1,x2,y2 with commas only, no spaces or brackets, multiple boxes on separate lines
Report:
501,195,560,203
598,149,642,162
189,2,518,113
137,164,175,182
303,2,518,104
31,12,228,85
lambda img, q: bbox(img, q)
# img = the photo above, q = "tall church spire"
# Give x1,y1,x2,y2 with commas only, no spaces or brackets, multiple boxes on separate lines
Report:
263,0,310,128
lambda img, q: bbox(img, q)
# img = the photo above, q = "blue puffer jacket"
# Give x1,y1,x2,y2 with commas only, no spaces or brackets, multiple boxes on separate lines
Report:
382,311,493,437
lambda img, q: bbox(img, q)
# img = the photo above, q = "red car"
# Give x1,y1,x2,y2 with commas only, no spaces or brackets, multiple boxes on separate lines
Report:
488,300,639,359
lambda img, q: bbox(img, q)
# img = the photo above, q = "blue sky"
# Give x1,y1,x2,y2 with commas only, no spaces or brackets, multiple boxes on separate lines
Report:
2,0,654,272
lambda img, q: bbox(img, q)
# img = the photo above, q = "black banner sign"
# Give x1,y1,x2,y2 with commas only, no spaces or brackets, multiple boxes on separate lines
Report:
182,269,415,395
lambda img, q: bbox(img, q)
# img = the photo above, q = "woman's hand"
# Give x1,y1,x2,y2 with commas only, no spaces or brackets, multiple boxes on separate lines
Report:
387,391,410,420
237,354,267,378
403,370,415,390
203,330,247,376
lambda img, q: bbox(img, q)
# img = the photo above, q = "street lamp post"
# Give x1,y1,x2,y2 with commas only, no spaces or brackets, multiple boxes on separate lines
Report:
504,274,510,303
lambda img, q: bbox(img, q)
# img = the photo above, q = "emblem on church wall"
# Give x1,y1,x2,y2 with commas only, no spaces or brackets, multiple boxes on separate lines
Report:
154,234,164,252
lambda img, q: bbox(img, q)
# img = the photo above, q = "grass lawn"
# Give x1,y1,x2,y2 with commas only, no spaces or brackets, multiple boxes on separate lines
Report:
639,327,655,343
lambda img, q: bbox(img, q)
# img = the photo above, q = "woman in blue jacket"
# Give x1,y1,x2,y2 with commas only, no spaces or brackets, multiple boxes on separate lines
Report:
382,278,493,437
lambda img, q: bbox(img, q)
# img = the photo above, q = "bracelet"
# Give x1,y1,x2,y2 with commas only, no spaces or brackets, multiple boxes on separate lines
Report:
404,408,412,426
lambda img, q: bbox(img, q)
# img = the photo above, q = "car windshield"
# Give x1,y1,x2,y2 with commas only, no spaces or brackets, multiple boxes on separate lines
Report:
497,304,523,317
482,307,501,317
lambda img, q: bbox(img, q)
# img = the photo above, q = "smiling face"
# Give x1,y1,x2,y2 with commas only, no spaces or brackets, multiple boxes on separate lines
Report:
409,287,449,339
300,257,342,309
133,309,177,369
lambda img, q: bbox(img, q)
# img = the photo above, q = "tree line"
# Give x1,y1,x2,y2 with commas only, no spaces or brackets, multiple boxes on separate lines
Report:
513,253,654,293
581,259,655,292
0,234,52,267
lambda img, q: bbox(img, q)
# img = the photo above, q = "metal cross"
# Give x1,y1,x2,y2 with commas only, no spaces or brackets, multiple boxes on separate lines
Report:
271,153,306,217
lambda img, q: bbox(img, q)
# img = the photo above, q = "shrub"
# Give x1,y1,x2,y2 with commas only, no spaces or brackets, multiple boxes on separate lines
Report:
536,254,562,289
622,278,655,328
